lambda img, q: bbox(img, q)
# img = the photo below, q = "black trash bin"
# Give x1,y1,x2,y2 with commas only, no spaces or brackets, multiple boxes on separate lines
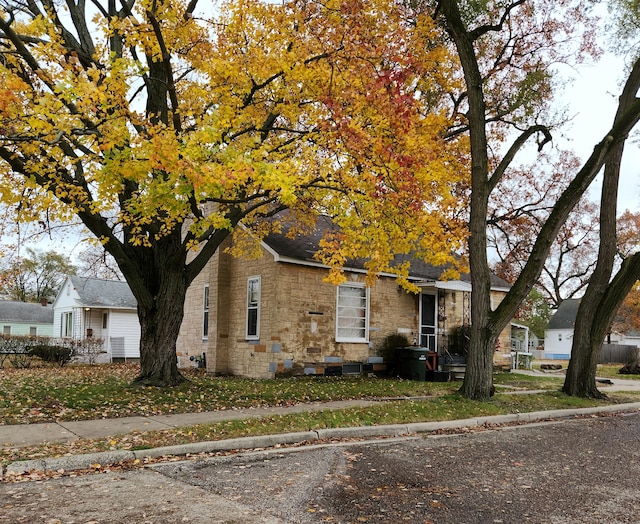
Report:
397,347,431,381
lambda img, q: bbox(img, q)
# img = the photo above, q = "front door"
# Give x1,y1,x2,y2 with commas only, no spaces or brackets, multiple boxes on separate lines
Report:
420,293,437,351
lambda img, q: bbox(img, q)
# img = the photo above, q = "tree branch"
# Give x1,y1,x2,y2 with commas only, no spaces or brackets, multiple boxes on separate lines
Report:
489,124,552,192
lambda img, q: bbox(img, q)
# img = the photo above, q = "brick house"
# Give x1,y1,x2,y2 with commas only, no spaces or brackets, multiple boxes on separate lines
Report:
177,216,512,378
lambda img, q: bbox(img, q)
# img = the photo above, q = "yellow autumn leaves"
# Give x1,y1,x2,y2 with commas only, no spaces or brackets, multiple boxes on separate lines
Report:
0,0,469,277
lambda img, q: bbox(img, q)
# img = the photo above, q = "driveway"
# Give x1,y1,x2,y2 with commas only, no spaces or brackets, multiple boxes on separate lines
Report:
3,412,640,523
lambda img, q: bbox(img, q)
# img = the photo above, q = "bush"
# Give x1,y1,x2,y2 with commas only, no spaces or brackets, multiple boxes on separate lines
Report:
378,333,411,375
29,345,74,366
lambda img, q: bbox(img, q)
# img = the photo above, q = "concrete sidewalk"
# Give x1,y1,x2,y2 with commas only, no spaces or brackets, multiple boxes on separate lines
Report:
3,373,640,478
3,373,639,449
0,399,381,448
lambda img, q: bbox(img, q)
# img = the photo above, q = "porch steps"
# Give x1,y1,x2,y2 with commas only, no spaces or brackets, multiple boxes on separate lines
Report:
442,363,466,380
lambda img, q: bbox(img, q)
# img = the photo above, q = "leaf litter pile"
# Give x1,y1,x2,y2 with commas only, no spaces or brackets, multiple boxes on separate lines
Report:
2,363,637,477
0,363,450,425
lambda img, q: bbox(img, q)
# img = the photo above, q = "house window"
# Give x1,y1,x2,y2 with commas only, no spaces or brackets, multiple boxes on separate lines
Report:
62,312,73,337
3,326,10,335
203,285,209,340
246,277,260,339
102,312,108,329
336,283,369,342
29,326,37,336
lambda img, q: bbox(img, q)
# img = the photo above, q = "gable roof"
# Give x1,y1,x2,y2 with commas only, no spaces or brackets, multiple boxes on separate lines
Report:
0,301,54,324
261,214,511,289
67,276,137,309
547,299,580,330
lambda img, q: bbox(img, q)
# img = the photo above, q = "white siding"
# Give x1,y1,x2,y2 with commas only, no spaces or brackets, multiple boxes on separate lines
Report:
543,328,573,358
53,307,77,338
108,310,140,358
53,279,81,309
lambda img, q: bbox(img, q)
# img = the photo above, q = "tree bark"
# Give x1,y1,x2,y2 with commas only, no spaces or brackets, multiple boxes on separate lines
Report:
563,57,640,398
116,229,193,387
562,145,620,399
439,0,496,400
134,278,188,387
564,252,640,397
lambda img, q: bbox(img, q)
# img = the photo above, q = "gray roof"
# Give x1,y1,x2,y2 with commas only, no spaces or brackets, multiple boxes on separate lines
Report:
262,214,511,289
69,276,137,309
0,301,54,324
547,299,580,330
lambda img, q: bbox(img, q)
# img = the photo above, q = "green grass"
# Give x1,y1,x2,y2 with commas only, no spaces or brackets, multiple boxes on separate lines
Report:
493,371,564,390
0,363,460,424
2,362,639,468
596,364,640,380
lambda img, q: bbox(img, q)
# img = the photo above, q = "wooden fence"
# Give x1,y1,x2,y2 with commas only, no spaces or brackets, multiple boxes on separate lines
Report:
598,344,638,364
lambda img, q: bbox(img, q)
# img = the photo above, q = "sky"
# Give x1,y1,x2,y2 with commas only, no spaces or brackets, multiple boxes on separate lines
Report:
554,52,640,214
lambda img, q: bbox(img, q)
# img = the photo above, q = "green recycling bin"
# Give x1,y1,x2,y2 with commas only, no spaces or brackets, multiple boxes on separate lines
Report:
397,347,432,381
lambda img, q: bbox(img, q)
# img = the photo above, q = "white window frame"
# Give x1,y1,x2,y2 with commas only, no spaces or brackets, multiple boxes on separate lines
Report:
335,282,369,343
203,284,210,340
246,276,261,340
62,311,73,337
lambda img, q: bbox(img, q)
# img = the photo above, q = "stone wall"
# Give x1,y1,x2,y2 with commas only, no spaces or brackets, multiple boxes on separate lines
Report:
177,238,513,377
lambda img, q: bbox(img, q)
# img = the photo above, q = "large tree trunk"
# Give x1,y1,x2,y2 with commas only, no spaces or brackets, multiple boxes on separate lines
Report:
440,1,501,400
563,301,607,398
134,274,188,387
563,58,640,398
460,323,497,400
564,252,640,397
111,229,191,387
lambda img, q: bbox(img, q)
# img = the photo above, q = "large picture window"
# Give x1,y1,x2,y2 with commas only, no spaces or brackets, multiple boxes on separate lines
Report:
336,283,369,342
203,285,209,340
246,277,260,339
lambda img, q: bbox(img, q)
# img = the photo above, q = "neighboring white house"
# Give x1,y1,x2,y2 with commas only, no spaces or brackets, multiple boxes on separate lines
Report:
543,299,580,360
53,276,140,360
617,331,640,348
0,301,54,336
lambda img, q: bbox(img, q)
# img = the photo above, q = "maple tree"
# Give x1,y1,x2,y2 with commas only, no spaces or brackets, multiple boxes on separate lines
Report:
0,0,465,385
437,0,640,400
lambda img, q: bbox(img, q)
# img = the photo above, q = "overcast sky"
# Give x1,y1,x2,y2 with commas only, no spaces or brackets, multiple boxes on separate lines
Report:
554,48,640,214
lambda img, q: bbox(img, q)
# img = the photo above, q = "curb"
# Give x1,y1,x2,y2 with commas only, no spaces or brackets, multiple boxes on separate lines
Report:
4,402,640,479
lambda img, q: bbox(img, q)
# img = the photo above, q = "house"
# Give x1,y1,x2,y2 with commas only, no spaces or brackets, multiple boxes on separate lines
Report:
52,276,140,361
543,299,580,359
177,215,512,378
0,300,54,337
617,331,640,348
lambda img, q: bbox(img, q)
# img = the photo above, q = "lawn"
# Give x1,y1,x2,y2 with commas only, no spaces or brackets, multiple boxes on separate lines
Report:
2,363,639,468
596,363,640,380
0,363,627,425
0,363,462,425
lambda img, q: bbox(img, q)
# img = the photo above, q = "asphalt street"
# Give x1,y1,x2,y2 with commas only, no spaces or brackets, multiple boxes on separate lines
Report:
3,411,640,523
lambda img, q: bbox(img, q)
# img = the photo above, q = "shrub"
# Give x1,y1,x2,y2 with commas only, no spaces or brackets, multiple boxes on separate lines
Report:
378,333,411,375
29,345,74,366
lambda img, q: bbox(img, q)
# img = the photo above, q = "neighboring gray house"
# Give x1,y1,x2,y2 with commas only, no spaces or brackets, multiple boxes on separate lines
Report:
53,276,140,360
0,300,54,337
